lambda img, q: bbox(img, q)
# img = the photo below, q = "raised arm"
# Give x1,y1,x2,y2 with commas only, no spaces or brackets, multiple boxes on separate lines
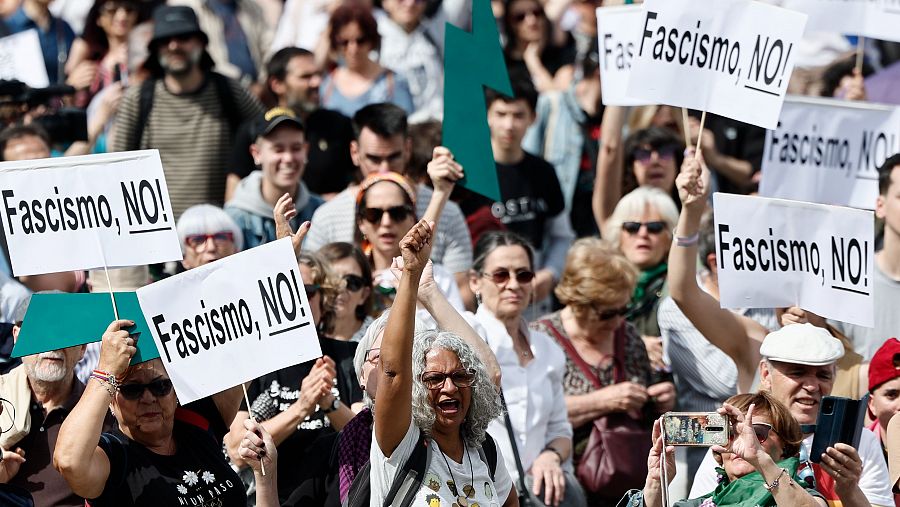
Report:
422,146,464,231
592,105,627,231
374,220,434,456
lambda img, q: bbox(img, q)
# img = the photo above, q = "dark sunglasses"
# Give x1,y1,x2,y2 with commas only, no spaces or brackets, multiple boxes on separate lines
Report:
421,368,477,390
593,305,629,321
752,422,775,444
159,33,197,45
336,36,368,48
101,1,137,14
481,269,535,285
343,274,367,292
185,231,234,248
621,221,667,235
512,8,543,22
305,284,321,298
633,144,678,163
118,378,174,400
359,205,414,224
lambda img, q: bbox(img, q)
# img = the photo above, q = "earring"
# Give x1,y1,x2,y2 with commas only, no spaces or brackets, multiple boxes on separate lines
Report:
475,291,482,305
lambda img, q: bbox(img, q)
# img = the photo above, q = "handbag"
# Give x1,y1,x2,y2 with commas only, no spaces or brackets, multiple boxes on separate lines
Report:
541,320,651,501
499,391,543,507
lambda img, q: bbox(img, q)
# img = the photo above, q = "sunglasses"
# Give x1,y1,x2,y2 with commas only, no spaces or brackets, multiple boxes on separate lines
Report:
621,221,667,235
118,378,174,400
421,368,477,390
633,144,678,163
481,269,535,285
359,205,414,224
343,274,367,292
512,8,543,22
101,2,137,14
305,284,320,298
336,36,368,48
752,422,775,444
185,232,234,248
159,33,197,45
365,347,381,363
593,305,629,321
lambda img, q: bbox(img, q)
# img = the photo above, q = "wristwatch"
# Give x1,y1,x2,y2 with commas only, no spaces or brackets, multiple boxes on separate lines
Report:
323,398,341,414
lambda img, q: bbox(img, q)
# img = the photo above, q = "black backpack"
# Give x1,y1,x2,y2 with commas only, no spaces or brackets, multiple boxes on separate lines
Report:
128,72,242,151
344,431,499,507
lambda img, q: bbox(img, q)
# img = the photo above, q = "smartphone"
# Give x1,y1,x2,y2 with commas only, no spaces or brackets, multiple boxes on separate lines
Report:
809,396,867,463
662,412,730,446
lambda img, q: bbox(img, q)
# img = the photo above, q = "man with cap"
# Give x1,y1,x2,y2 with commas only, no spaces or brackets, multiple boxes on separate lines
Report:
225,107,324,249
688,323,894,507
111,4,263,219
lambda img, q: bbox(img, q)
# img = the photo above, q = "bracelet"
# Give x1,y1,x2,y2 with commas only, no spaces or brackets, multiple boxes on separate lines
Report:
763,468,791,491
676,232,700,247
542,446,563,461
91,370,121,390
89,376,116,398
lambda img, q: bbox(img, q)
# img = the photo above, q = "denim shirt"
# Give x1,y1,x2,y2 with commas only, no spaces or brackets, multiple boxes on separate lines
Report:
4,6,74,83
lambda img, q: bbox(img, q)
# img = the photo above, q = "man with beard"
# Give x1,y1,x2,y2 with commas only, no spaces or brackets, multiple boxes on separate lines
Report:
112,5,263,218
0,293,112,506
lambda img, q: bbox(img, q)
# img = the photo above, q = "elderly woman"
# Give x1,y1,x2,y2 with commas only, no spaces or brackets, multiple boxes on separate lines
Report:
177,204,244,271
531,238,676,502
629,392,826,507
318,242,375,342
53,319,270,505
469,230,584,507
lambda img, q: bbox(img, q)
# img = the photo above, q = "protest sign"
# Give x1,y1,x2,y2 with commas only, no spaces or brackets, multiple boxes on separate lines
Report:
136,238,322,404
13,292,159,364
714,193,874,327
0,30,49,88
626,0,807,129
781,0,900,43
760,96,900,209
0,150,183,276
596,5,650,106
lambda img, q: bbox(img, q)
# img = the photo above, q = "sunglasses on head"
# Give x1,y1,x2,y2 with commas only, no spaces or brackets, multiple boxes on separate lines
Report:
185,231,234,248
343,274,367,292
593,305,629,321
118,378,174,400
512,8,543,22
421,368,477,390
359,205,414,224
633,144,678,163
481,269,535,285
621,221,667,235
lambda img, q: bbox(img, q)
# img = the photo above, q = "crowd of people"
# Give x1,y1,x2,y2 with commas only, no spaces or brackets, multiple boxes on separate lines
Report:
0,0,900,506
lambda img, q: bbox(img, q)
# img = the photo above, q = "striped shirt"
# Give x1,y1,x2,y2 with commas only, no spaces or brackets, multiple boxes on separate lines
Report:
111,74,263,218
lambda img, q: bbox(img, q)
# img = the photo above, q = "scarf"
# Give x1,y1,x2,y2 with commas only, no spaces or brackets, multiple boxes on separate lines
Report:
338,407,374,502
695,457,801,507
632,263,668,304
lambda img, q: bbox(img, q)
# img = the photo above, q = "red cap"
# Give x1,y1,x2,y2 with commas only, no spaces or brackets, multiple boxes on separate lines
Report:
868,337,900,392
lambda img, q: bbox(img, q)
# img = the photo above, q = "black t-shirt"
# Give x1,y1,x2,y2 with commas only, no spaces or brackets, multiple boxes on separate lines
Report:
702,112,766,194
228,109,356,195
89,422,245,507
245,336,362,501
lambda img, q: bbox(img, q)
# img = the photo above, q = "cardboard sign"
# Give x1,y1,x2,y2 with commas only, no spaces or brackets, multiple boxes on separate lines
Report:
13,292,159,364
782,0,900,43
596,5,650,106
627,0,807,129
136,239,322,404
0,30,49,88
760,96,900,210
0,150,183,276
714,193,874,327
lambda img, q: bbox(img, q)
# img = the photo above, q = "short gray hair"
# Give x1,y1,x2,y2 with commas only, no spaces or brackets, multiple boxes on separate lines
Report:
411,331,501,447
177,204,244,252
604,186,679,249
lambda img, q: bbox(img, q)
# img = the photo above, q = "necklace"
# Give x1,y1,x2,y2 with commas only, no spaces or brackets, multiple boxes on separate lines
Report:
438,442,475,507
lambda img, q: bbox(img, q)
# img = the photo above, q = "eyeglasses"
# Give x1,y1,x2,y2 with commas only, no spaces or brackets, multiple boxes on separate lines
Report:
481,269,535,285
343,274,367,292
633,144,678,163
117,378,174,400
621,221,667,235
101,2,137,14
365,347,381,363
305,284,321,298
336,36,368,48
752,422,775,444
185,232,234,248
593,305,629,321
359,205,415,224
159,33,196,45
512,8,543,22
421,368,477,390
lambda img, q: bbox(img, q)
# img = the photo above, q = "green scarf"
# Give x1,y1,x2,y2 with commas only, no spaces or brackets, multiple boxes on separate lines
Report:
632,263,668,303
696,457,801,507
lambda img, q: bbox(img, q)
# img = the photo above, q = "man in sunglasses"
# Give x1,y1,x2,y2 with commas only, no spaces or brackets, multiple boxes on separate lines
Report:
226,107,324,249
0,295,113,506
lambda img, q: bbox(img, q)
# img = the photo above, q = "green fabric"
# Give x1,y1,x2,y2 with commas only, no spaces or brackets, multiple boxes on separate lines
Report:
632,263,668,303
695,457,801,507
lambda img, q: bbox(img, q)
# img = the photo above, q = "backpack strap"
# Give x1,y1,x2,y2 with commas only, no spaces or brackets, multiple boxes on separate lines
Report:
385,430,431,507
133,78,158,151
477,433,499,481
210,72,242,135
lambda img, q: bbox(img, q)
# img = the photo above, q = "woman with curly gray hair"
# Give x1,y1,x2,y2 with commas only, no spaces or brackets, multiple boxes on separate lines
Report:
371,220,517,507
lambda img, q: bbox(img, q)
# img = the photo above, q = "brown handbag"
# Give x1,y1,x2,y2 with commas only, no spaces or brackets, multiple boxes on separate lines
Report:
541,320,652,501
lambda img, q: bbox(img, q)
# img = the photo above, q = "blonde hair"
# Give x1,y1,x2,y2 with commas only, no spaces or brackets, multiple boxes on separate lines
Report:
627,105,685,136
555,238,638,318
603,186,679,250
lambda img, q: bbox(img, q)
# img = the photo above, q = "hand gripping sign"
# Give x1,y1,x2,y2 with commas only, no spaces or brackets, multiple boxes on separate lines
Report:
136,238,322,404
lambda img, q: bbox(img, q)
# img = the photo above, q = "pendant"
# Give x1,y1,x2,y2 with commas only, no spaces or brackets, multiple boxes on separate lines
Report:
457,495,469,507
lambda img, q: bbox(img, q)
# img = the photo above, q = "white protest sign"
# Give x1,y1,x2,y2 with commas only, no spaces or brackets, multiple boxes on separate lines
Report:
627,0,807,129
781,0,900,43
0,150,182,276
760,96,900,210
0,30,49,88
596,5,650,106
136,238,322,404
714,193,874,327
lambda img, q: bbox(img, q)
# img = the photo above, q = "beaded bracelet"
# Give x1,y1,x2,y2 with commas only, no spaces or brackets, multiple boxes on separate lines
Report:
90,369,121,396
763,468,791,491
89,375,116,398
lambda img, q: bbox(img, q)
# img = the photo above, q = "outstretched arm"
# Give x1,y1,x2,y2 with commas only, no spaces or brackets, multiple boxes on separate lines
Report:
592,105,627,232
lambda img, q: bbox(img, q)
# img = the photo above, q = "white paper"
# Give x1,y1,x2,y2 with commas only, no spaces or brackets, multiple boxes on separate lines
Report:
781,0,900,43
0,30,49,88
0,150,183,276
626,0,807,129
760,96,900,210
714,193,874,327
596,5,651,106
136,238,322,404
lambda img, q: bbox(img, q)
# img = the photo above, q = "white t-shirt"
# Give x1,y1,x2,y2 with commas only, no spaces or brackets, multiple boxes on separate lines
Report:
370,420,513,507
689,430,894,506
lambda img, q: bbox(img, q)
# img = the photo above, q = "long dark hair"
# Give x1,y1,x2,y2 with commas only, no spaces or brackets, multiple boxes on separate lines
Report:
81,0,142,60
317,242,374,321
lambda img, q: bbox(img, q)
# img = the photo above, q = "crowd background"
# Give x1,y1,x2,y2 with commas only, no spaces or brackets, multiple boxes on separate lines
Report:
0,0,899,505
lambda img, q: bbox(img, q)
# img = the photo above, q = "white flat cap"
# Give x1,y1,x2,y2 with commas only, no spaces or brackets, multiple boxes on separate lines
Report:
759,323,844,366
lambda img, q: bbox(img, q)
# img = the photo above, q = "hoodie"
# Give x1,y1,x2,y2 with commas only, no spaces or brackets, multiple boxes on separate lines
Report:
225,170,324,249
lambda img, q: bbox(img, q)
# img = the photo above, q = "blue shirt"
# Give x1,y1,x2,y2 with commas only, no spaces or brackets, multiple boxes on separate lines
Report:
207,0,257,81
4,6,75,83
